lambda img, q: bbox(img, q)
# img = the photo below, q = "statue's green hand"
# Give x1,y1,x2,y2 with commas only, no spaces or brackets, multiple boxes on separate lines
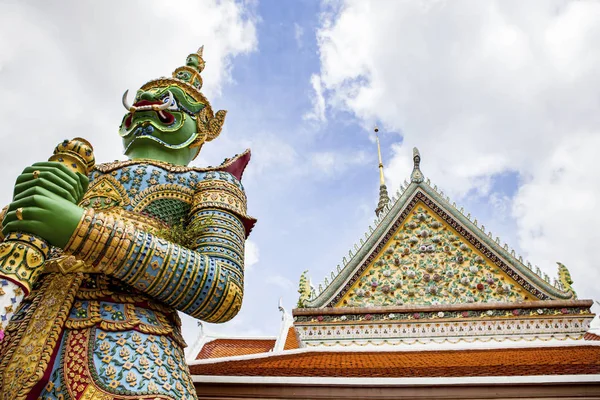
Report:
2,186,85,248
14,175,79,204
14,162,89,203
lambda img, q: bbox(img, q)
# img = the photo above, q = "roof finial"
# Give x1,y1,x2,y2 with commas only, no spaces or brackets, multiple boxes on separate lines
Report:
375,126,385,186
278,297,287,320
374,126,390,217
411,147,424,183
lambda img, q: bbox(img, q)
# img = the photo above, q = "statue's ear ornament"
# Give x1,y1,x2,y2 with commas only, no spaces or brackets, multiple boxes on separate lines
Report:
192,108,227,148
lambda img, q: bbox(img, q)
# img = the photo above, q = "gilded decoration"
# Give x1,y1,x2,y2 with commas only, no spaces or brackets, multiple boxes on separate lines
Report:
93,149,250,174
557,262,576,296
192,179,250,228
0,233,50,294
0,273,83,400
132,184,194,212
83,174,131,207
297,270,311,308
336,202,530,308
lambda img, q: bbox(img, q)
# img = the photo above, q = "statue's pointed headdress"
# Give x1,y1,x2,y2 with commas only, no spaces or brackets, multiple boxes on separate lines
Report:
139,46,226,152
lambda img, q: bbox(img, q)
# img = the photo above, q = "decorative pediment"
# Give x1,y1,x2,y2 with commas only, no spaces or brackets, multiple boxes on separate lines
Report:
303,168,575,309
335,200,531,307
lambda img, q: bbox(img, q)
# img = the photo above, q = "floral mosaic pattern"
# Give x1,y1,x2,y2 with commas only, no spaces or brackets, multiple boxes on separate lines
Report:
0,278,24,330
294,305,591,324
91,328,196,398
338,204,529,307
38,328,197,399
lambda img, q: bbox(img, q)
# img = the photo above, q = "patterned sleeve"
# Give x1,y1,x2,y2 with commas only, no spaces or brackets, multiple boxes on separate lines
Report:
64,174,254,323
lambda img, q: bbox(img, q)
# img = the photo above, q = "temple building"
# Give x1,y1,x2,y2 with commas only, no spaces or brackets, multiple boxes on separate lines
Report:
187,132,600,399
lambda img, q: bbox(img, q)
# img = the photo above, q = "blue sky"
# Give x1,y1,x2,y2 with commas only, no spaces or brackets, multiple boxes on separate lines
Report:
200,0,386,338
0,0,598,345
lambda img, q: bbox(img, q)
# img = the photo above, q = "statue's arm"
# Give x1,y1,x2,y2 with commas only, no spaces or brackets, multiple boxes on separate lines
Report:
63,177,250,323
1,161,251,323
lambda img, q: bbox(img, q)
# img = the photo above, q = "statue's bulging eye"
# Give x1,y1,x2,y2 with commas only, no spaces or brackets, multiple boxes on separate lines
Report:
161,93,179,111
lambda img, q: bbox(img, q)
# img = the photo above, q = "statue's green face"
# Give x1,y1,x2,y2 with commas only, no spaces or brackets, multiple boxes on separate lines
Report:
119,85,204,156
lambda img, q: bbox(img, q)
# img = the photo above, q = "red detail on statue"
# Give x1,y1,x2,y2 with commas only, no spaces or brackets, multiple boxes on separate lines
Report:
219,150,252,181
213,150,255,235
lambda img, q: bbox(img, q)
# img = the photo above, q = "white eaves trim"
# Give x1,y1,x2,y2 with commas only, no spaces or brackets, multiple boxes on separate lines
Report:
187,336,600,366
191,374,600,386
200,335,278,340
273,311,295,352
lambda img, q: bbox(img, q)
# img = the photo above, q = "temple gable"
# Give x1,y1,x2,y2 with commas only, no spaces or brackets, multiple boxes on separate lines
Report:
300,147,576,311
335,200,531,308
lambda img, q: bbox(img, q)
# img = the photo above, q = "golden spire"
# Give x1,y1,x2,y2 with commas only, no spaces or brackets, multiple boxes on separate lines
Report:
374,126,390,217
375,126,385,186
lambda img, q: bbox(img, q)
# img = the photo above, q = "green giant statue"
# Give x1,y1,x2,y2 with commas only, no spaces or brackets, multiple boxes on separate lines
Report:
0,47,255,400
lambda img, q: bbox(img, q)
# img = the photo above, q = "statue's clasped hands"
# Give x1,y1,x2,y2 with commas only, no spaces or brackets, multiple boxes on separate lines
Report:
2,162,89,249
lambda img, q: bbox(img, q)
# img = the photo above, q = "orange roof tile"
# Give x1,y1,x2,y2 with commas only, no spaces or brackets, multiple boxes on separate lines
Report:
195,338,275,360
585,332,600,341
189,346,600,377
283,327,300,350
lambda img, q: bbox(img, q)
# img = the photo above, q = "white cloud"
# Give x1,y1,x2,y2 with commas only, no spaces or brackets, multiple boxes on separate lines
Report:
488,192,512,218
245,239,260,271
0,0,258,202
512,132,600,294
310,151,336,171
310,150,369,176
313,1,600,300
304,74,327,122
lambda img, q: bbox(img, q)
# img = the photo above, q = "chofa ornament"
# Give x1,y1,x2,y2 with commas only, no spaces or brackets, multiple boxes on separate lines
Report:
0,48,255,400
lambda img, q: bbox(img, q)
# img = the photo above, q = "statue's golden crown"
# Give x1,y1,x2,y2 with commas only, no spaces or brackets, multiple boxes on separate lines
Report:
140,46,207,104
139,46,226,146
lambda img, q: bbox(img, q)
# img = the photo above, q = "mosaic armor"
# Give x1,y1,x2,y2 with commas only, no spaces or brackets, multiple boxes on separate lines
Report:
0,153,255,399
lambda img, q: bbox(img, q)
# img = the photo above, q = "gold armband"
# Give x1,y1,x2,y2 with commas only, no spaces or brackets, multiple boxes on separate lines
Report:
191,180,250,219
64,208,95,253
64,208,138,276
